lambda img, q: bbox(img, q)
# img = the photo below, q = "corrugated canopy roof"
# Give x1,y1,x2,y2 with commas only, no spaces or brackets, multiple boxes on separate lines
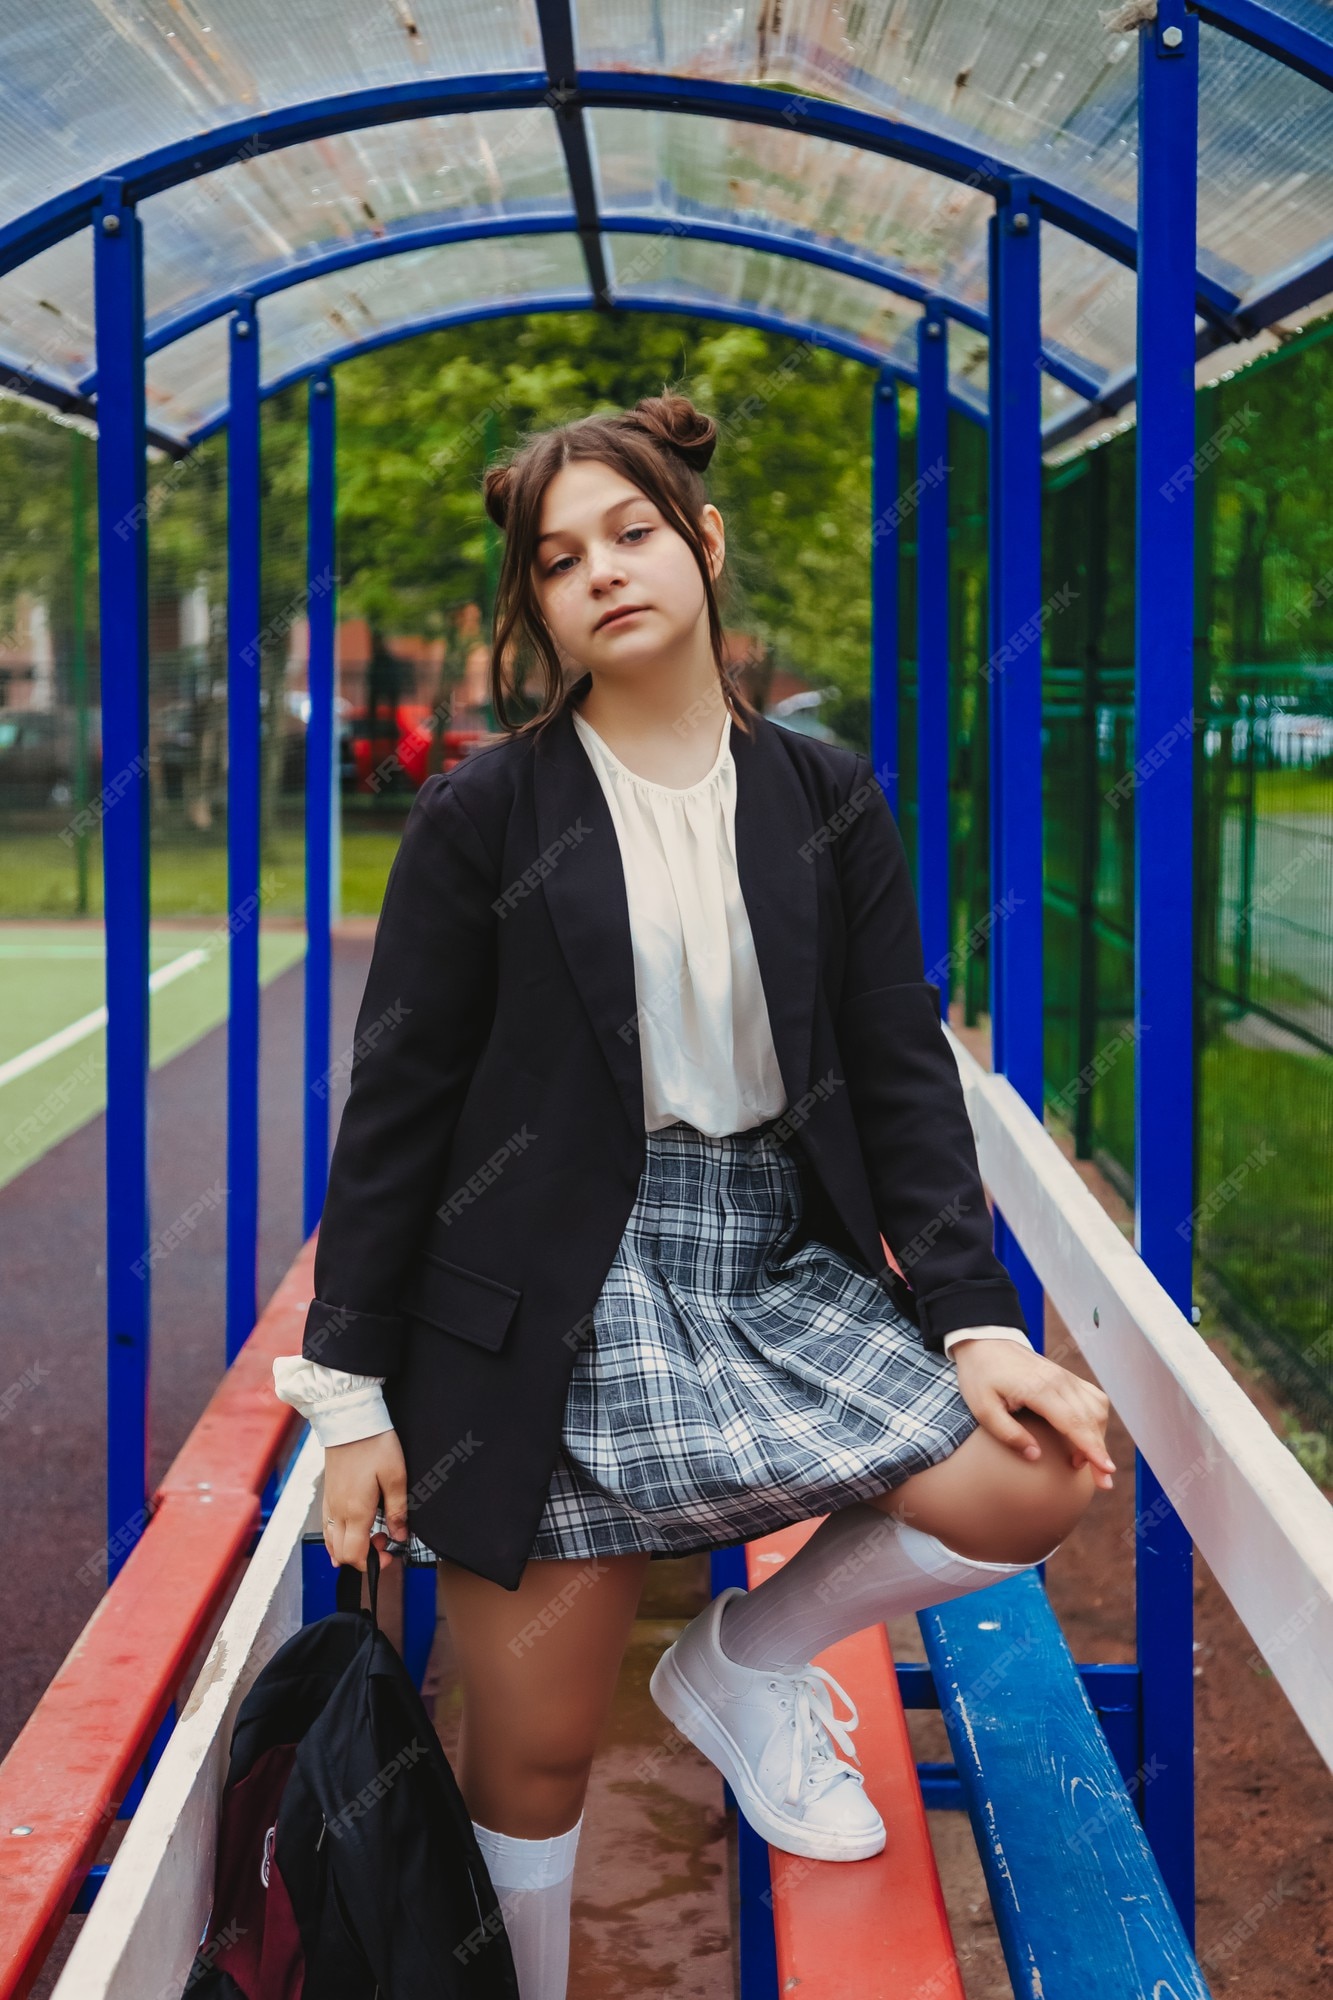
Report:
0,0,1331,445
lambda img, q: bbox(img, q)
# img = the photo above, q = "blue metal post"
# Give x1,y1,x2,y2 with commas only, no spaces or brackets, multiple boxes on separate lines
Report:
870,374,900,822
1133,0,1199,1936
304,370,336,1239
227,299,262,1364
93,177,152,1585
985,182,1045,1350
916,301,951,1011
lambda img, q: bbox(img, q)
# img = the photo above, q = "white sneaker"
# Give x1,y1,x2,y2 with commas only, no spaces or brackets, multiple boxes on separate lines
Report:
649,1586,886,1862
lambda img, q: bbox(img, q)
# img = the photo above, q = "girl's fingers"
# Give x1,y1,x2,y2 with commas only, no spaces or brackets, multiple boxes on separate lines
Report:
974,1395,1041,1458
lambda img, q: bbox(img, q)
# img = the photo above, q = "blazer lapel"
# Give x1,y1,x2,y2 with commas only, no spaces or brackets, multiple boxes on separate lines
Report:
532,674,818,1137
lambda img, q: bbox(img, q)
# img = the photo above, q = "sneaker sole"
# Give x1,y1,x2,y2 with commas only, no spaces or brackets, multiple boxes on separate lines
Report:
649,1640,886,1863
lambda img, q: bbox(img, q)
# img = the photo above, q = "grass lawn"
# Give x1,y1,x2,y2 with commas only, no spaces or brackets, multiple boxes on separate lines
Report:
0,822,407,919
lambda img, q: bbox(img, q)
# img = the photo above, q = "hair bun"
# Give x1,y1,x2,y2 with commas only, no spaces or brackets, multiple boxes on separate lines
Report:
482,460,515,531
631,393,718,473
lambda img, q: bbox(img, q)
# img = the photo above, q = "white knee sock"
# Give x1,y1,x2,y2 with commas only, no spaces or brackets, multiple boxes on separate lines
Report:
471,1812,583,2000
717,1502,1063,1673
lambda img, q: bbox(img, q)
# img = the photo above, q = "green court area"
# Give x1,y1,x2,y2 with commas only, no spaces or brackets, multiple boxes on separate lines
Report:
0,922,307,1190
0,823,406,921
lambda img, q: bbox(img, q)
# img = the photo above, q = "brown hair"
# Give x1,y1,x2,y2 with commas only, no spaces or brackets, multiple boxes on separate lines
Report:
480,391,756,738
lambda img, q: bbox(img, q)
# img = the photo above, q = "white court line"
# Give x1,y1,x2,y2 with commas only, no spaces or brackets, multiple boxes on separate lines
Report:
0,948,209,1089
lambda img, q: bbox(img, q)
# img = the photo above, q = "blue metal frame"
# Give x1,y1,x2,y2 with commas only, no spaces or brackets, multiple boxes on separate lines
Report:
869,375,900,821
85,212,1105,407
303,371,336,1240
1132,0,1201,1939
188,295,989,446
45,0,1333,1953
1195,0,1333,90
915,300,952,1008
225,300,262,1364
985,180,1046,1352
93,176,152,1587
0,75,1237,308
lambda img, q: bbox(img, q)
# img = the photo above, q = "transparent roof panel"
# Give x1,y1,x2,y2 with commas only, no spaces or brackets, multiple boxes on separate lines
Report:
589,105,994,307
0,2,1328,444
0,0,544,227
147,232,592,438
139,109,572,330
602,229,954,382
578,2,1333,305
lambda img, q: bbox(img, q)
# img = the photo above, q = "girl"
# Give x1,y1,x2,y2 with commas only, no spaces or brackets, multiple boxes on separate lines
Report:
274,391,1113,1998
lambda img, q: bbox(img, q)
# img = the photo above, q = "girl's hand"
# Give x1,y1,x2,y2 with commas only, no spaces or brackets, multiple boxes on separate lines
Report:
322,1428,410,1571
950,1341,1116,1489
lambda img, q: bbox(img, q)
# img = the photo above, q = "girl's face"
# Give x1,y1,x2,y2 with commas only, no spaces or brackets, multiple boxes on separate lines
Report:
530,458,723,676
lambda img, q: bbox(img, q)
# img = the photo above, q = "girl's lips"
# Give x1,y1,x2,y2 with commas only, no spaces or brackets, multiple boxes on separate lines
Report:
597,607,646,630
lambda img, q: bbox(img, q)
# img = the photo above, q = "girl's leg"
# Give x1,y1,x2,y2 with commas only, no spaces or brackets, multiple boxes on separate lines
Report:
436,1548,651,2000
866,1408,1097,1559
715,1412,1096,1673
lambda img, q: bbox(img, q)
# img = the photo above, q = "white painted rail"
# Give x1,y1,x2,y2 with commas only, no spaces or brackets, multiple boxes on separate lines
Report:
50,1433,324,2000
947,1025,1333,1772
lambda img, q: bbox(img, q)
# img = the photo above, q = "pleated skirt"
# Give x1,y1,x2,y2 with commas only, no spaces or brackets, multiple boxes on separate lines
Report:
378,1114,979,1566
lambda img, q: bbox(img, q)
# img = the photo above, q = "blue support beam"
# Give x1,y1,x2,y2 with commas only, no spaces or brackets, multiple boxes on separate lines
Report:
304,371,336,1240
93,176,152,1586
226,300,262,1364
535,2,611,307
985,181,1046,1354
102,212,1106,409
1132,0,1200,1938
915,301,951,1011
870,375,901,821
187,296,990,446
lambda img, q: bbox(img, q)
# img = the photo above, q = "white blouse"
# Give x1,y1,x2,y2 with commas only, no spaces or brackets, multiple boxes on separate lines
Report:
274,706,1031,1446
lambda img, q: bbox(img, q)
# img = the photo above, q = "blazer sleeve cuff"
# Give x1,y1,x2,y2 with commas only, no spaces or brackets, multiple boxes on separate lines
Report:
301,1296,406,1376
914,1280,1030,1353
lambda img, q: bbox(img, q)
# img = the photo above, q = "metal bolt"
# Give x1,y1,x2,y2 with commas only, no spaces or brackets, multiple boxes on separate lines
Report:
315,378,330,395
100,213,120,235
11,1825,34,1836
1011,210,1031,234
1162,24,1184,49
926,320,944,338
1092,1307,1100,1327
234,320,251,338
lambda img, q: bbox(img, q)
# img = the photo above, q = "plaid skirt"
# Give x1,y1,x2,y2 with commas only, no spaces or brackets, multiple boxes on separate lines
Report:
375,1114,979,1566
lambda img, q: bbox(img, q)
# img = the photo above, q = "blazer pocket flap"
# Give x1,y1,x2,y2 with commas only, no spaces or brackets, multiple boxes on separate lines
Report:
401,1252,522,1352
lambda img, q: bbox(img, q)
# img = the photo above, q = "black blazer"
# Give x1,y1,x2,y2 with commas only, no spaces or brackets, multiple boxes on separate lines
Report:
302,670,1028,1589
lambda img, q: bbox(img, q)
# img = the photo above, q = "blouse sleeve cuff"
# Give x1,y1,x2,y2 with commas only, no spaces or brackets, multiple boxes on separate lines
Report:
942,1325,1036,1357
272,1354,395,1450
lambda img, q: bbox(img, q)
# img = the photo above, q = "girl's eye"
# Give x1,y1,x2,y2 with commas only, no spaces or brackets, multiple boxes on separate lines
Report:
545,526,651,576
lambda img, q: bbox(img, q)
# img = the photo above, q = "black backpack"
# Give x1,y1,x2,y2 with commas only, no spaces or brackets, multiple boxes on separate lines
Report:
181,1541,519,1998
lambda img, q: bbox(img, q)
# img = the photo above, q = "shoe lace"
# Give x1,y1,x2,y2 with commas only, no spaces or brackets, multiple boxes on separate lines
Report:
774,1664,866,1809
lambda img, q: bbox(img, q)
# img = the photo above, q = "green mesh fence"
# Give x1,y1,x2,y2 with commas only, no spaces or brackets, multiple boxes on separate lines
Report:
914,335,1333,1432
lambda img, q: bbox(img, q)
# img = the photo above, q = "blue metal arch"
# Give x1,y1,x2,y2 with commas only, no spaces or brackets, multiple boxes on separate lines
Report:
0,72,1242,314
184,292,990,446
72,211,1104,407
